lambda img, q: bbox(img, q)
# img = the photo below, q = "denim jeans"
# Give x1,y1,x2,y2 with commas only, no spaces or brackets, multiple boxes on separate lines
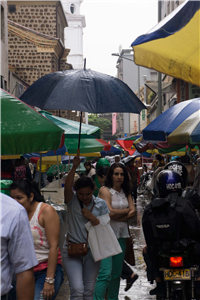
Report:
62,240,101,300
8,264,64,300
34,171,47,188
34,264,64,300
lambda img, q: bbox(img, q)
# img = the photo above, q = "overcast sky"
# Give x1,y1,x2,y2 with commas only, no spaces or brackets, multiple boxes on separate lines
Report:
81,0,158,77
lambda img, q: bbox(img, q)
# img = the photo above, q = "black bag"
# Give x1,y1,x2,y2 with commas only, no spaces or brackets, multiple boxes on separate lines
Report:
142,193,200,251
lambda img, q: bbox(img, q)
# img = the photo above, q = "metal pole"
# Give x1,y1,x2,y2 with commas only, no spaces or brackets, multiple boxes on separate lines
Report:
138,66,140,134
157,1,162,117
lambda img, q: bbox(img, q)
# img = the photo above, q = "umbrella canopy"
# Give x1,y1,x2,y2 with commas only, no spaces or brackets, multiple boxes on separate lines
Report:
39,110,101,139
131,1,200,86
65,138,104,154
46,162,86,176
1,89,64,155
115,138,136,156
101,146,121,157
143,98,200,145
20,68,146,114
133,136,199,156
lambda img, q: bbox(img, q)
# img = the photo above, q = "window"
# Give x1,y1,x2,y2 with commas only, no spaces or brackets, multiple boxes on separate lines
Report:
70,4,75,14
163,94,166,106
150,71,158,82
176,1,179,7
8,5,16,13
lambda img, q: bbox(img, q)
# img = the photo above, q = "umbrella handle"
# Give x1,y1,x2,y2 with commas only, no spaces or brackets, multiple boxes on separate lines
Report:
77,148,80,157
77,111,83,157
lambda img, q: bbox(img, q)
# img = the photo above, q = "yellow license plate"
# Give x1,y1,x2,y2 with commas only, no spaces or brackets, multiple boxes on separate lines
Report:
164,269,191,280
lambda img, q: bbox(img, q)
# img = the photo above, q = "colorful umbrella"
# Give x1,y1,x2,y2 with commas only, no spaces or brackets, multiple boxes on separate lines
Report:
142,98,200,145
1,89,64,155
131,1,200,86
101,146,121,157
39,110,101,139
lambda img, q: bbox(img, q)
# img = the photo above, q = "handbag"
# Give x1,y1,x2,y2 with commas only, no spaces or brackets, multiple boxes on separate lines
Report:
68,241,88,258
85,214,122,262
67,201,95,258
124,226,135,266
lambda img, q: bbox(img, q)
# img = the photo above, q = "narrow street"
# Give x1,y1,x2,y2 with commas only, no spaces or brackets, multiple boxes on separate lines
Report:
56,193,157,300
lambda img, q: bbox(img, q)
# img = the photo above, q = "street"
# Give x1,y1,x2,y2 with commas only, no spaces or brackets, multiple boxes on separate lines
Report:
56,193,157,300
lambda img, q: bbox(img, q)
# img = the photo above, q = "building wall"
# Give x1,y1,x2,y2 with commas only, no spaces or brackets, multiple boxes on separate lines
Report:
1,0,8,90
160,0,185,19
7,1,67,44
62,0,85,69
7,1,81,121
115,50,154,136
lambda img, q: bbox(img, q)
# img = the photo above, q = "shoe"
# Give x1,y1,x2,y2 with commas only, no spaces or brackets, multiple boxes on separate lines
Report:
124,274,139,292
149,282,166,296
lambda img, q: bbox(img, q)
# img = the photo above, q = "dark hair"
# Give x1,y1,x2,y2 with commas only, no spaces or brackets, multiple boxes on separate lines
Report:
156,154,162,161
73,175,95,191
105,163,130,197
10,179,45,202
84,161,91,167
96,166,109,178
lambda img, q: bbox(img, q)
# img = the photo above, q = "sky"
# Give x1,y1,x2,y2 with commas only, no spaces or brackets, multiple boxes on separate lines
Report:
80,0,158,77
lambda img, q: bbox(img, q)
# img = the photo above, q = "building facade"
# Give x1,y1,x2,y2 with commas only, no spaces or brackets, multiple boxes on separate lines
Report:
7,1,82,121
114,49,155,137
62,0,85,70
1,0,8,90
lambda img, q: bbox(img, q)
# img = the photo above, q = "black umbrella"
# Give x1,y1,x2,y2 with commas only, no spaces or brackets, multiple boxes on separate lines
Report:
20,61,146,155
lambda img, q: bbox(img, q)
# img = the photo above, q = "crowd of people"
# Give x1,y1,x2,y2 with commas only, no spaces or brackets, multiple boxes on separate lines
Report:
1,149,200,299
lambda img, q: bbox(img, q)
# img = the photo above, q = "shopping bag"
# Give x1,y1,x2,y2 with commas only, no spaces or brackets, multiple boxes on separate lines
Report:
85,214,122,262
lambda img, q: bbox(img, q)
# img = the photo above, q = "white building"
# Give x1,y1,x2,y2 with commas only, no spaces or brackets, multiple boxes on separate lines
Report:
1,0,8,90
62,0,86,69
114,48,156,137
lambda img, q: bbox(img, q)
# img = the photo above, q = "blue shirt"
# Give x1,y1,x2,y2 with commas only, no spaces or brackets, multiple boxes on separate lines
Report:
1,193,38,296
66,194,109,244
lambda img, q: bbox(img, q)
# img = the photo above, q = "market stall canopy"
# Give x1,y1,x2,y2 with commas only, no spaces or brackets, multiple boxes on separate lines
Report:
39,111,101,139
131,1,200,86
1,89,64,155
65,138,104,155
142,98,200,145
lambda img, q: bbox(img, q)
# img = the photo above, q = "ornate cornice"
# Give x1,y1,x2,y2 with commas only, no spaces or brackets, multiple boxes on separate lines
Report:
8,19,69,59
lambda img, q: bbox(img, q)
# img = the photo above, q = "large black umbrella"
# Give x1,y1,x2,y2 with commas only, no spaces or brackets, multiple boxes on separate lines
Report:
20,63,146,155
20,69,145,114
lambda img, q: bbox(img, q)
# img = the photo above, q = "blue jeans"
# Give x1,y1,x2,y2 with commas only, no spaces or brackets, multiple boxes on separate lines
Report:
34,171,47,188
8,264,64,300
62,240,101,300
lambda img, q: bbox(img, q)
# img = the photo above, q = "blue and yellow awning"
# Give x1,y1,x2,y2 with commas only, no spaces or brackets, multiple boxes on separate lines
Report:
131,1,200,86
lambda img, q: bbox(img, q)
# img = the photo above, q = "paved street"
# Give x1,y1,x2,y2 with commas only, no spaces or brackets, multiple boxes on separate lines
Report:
56,194,157,300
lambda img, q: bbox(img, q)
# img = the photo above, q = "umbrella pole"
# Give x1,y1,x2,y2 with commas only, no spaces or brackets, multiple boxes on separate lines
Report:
57,155,60,187
68,155,71,172
77,111,83,157
39,153,42,190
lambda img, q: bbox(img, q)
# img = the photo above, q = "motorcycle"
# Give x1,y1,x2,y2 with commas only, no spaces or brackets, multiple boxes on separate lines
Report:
157,248,199,300
137,170,153,195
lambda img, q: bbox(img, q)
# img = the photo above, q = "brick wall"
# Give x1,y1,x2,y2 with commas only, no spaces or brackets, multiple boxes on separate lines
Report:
8,4,57,38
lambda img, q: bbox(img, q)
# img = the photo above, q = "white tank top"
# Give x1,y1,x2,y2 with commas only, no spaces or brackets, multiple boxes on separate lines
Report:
108,188,129,239
29,202,49,263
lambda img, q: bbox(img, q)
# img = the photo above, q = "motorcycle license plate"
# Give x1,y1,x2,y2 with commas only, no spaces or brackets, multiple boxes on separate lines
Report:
164,269,191,280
